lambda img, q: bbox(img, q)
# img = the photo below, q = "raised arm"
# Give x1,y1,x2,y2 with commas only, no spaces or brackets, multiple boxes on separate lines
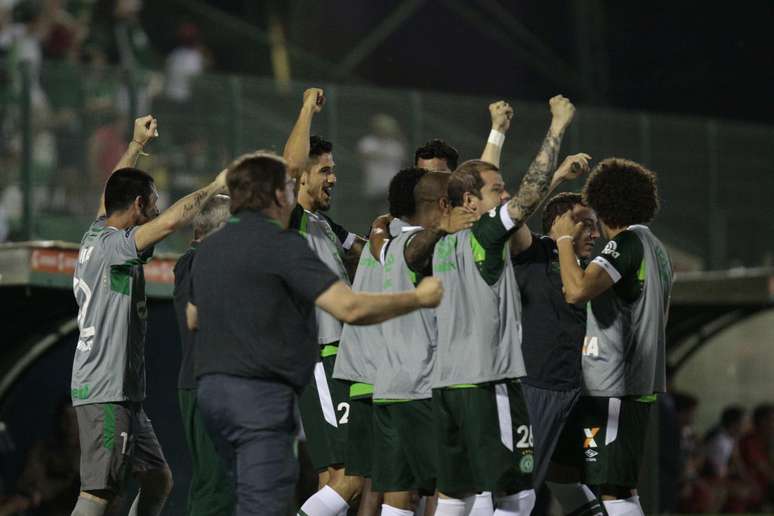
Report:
133,168,228,251
506,95,575,227
510,152,591,255
480,100,513,168
315,277,443,325
283,88,324,171
97,115,158,217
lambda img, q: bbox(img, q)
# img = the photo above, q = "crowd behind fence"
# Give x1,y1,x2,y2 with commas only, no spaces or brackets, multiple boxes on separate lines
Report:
2,59,773,270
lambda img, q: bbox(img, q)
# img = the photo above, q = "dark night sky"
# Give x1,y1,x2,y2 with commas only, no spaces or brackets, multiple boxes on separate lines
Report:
194,0,774,125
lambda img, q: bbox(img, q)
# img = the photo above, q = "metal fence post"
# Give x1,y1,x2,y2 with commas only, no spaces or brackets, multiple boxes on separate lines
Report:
707,121,725,269
229,75,243,156
20,61,32,241
325,84,338,147
410,90,422,152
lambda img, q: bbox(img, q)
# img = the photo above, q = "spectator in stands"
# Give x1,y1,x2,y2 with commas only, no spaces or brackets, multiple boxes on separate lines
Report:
87,110,128,199
87,0,155,70
16,397,80,516
657,367,682,513
739,403,774,511
163,22,206,104
705,405,746,478
357,113,406,212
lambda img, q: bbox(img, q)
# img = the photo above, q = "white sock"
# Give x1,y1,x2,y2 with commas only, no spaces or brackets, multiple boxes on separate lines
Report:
382,504,414,516
493,489,535,516
435,497,467,516
414,496,427,516
469,492,494,515
298,485,349,516
603,498,643,516
547,482,602,516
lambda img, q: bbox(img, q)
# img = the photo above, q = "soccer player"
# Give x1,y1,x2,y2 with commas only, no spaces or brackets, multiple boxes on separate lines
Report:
187,152,445,516
70,115,229,516
172,194,233,516
401,95,577,516
283,89,370,515
331,168,433,516
367,170,476,516
511,175,608,515
552,158,673,516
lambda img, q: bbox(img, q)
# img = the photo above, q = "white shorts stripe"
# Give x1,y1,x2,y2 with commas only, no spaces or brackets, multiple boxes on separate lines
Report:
605,397,621,445
495,383,514,451
314,362,338,428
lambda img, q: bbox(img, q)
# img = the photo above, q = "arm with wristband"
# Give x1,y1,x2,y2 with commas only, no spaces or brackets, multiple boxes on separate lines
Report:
480,100,513,168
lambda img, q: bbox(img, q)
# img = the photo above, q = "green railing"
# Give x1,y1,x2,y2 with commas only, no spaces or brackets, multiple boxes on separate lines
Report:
3,59,773,268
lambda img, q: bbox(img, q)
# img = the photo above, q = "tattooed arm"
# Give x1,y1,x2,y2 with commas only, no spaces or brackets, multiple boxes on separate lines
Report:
134,169,228,251
506,95,576,227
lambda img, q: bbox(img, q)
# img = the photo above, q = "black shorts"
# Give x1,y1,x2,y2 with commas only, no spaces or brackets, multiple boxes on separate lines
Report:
521,383,581,487
345,388,374,477
298,348,351,472
371,399,437,493
433,382,534,495
555,396,653,488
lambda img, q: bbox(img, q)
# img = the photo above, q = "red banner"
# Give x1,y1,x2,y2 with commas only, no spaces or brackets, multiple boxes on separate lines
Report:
30,248,176,284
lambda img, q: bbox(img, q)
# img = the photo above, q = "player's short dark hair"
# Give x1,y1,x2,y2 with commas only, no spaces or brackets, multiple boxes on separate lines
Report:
720,406,745,429
104,168,155,216
542,192,583,234
582,158,659,229
193,194,231,240
388,168,427,218
309,135,333,159
227,152,287,214
415,139,459,170
752,403,774,427
448,160,497,207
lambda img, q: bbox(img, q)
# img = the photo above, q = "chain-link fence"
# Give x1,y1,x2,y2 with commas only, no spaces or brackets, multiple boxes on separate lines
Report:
3,59,773,268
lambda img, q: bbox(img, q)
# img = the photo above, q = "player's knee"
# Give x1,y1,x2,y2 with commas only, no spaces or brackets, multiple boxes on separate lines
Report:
72,491,111,516
138,467,173,498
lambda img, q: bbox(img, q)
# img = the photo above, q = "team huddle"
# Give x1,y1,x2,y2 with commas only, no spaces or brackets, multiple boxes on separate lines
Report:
69,87,673,516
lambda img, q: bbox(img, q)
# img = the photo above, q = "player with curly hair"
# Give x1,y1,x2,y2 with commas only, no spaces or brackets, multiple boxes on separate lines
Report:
551,158,673,516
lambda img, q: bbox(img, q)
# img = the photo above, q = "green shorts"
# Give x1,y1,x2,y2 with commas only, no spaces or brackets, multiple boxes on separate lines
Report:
298,345,351,472
371,398,437,494
432,381,534,495
345,384,375,477
555,396,653,488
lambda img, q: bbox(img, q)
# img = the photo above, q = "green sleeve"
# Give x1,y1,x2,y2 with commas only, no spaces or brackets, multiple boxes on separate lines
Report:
592,230,645,303
471,204,516,285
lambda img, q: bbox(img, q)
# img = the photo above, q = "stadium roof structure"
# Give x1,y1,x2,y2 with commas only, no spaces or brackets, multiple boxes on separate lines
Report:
0,242,772,403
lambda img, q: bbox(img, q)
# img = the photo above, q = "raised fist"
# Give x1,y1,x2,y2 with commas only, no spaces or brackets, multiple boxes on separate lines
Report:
489,100,514,133
132,115,158,147
303,88,325,113
549,95,575,128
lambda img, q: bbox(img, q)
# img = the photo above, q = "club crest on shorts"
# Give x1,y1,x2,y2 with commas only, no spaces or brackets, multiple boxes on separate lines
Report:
519,453,534,473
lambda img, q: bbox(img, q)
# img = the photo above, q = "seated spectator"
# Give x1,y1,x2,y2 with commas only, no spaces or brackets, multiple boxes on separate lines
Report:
704,405,745,478
16,397,80,516
739,403,774,512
